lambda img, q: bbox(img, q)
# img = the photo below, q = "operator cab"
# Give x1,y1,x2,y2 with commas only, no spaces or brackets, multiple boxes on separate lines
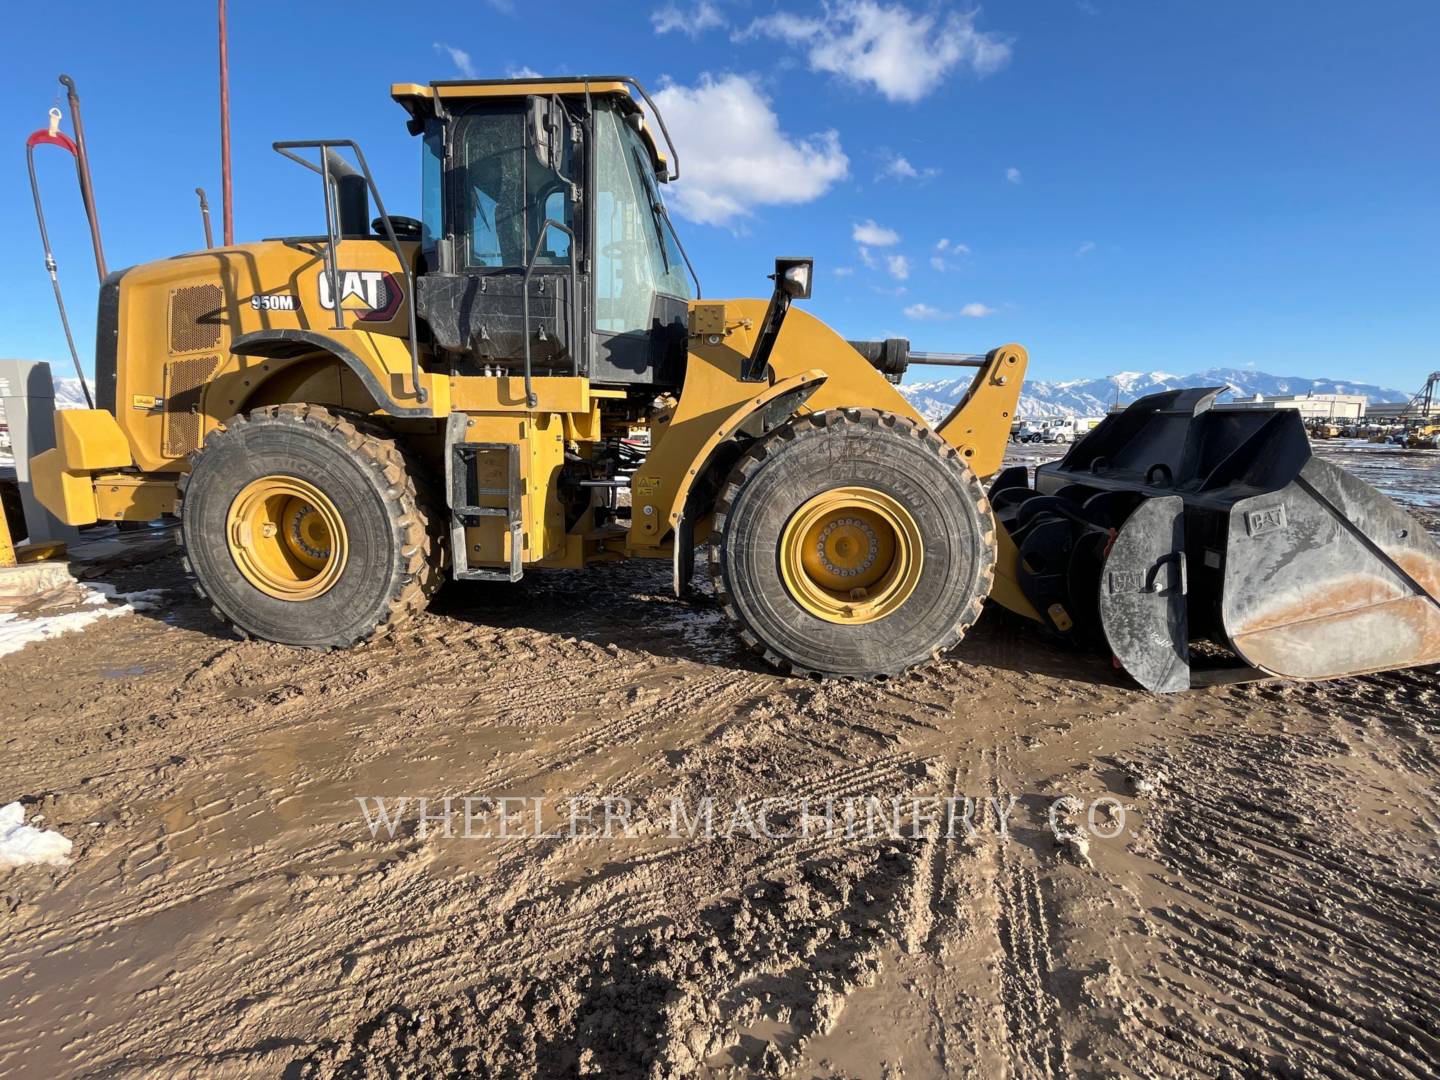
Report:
392,77,695,388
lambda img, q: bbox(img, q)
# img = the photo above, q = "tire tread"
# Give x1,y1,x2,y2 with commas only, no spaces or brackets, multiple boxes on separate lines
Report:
176,404,443,647
709,408,996,679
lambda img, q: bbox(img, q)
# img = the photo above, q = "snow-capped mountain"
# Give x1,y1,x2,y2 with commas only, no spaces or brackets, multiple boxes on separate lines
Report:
899,367,1410,423
53,376,92,409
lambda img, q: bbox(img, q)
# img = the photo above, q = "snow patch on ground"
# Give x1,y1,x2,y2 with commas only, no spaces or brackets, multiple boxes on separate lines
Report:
0,802,73,868
0,581,169,659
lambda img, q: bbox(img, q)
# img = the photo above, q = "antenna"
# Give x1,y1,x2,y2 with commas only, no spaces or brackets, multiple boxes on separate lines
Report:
218,0,234,245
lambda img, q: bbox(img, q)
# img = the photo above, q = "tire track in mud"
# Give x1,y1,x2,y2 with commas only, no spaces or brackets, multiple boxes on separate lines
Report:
903,757,959,954
8,550,1440,1078
292,842,924,1079
1111,726,1440,1079
984,742,1069,1080
306,659,976,1076
103,618,791,1054
185,667,785,1038
3,587,794,1069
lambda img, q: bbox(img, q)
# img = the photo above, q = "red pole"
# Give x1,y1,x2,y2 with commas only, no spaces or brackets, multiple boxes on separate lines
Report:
219,0,234,246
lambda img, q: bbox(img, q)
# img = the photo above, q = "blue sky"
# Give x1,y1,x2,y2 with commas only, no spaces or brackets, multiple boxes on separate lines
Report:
3,1,1437,393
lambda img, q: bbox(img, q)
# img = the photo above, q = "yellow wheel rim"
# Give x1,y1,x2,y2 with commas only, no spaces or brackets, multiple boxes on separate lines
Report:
226,476,347,601
779,486,923,624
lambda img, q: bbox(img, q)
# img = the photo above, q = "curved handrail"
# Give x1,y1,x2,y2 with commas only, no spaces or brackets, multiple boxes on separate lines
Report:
273,139,428,406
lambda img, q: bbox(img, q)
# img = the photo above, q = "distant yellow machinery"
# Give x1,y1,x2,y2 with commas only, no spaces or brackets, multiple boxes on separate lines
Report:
1406,424,1440,449
31,76,1440,690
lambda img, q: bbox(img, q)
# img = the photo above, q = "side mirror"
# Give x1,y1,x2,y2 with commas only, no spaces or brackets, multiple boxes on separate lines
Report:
529,95,566,173
772,257,813,300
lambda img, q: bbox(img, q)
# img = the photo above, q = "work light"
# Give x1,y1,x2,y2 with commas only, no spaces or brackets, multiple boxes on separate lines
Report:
774,257,813,300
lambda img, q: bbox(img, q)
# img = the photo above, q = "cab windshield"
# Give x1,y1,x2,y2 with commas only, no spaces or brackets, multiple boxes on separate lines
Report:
593,102,690,334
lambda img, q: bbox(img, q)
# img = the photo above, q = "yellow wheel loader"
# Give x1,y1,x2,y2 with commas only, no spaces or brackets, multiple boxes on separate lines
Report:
29,76,1440,690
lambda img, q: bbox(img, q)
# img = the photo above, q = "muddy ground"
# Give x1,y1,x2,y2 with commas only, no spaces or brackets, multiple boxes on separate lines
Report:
1,442,1438,1079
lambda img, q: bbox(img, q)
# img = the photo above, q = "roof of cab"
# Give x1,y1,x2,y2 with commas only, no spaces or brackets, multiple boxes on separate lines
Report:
391,76,670,178
390,77,639,112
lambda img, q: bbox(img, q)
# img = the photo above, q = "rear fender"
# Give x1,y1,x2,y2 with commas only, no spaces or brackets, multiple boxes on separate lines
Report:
228,329,448,419
234,353,381,415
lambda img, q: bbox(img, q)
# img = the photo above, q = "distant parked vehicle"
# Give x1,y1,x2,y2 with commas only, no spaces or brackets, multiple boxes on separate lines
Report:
1012,417,1098,445
1042,418,1099,444
1407,426,1440,449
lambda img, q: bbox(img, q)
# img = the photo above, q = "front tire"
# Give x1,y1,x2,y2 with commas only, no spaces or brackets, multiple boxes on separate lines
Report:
178,404,441,647
711,409,996,677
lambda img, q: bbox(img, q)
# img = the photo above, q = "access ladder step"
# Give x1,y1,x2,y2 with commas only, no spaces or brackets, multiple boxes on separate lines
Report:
448,437,525,583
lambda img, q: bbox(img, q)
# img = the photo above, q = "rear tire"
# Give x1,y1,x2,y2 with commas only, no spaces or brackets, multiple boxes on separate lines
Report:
711,409,996,677
178,404,441,647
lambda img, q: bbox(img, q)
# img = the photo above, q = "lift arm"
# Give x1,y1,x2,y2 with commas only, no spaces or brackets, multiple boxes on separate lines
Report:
932,345,1028,479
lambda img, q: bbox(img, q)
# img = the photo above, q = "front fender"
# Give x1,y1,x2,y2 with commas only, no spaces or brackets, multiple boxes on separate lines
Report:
629,365,828,554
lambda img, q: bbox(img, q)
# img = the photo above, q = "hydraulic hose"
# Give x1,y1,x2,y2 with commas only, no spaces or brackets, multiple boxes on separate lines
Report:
26,109,95,409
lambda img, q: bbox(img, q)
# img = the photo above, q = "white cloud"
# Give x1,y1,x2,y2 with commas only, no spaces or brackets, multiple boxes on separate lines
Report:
960,302,995,317
1005,166,1023,184
743,1,1012,103
434,42,476,79
507,65,542,79
653,74,849,226
833,266,855,277
881,154,937,182
853,219,901,246
887,156,919,179
930,240,971,271
886,253,910,280
857,246,878,269
1076,240,1096,257
652,1,725,37
903,302,950,320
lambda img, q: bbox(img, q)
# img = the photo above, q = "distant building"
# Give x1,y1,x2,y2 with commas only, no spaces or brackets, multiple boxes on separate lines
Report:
1219,392,1367,420
1367,400,1437,420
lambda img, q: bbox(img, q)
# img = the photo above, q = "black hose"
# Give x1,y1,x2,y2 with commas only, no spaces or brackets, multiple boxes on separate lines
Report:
27,141,95,409
59,74,108,283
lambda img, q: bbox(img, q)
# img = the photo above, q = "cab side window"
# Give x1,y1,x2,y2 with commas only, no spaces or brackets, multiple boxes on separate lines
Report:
457,105,574,269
